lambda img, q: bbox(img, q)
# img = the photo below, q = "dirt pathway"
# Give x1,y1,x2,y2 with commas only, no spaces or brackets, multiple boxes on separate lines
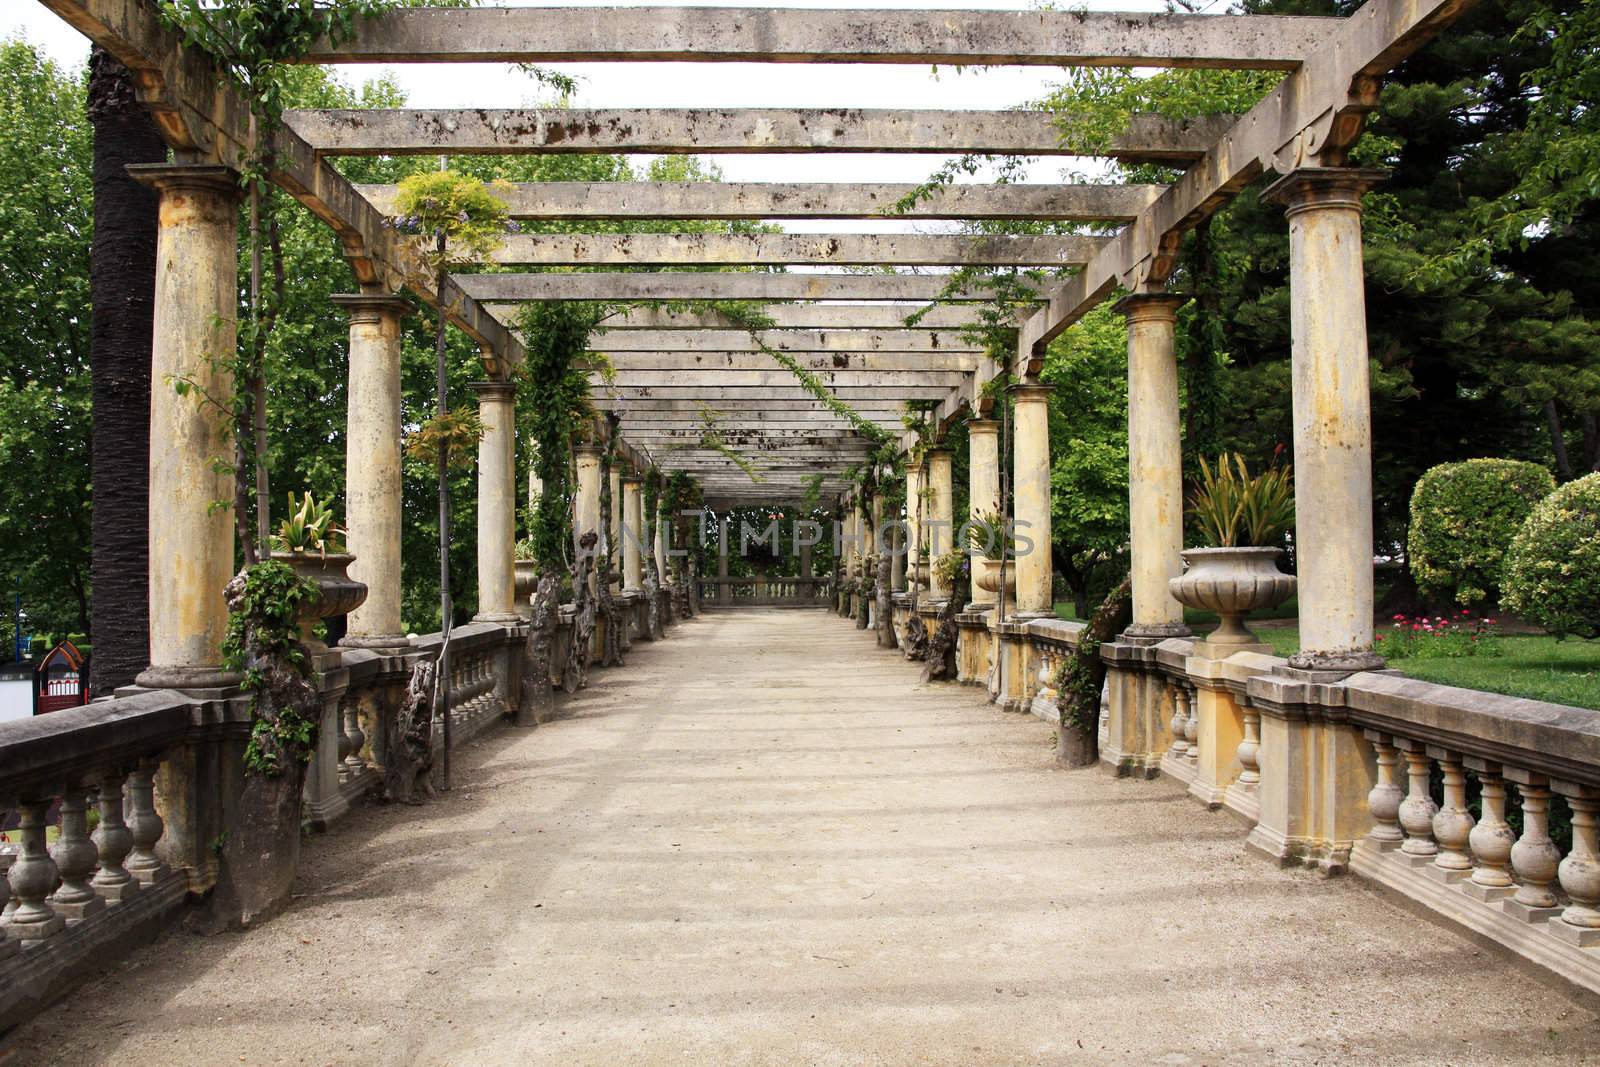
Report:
8,609,1597,1065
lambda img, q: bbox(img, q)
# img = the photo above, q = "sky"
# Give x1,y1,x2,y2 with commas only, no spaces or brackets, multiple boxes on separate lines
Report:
1,0,1176,235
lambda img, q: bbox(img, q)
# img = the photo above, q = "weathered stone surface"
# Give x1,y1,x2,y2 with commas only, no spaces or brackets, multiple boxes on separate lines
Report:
309,8,1335,68
489,232,1105,268
588,328,985,353
458,271,1032,303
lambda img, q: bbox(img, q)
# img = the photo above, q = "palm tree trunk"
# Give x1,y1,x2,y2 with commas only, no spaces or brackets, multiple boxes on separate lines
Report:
87,46,163,695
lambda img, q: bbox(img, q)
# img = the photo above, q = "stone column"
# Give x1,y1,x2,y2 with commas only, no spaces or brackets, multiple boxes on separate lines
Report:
905,460,924,585
607,467,623,592
334,293,409,650
1012,384,1054,618
621,477,643,592
1118,293,1191,640
717,523,731,603
472,380,518,622
128,164,241,689
1263,167,1389,673
573,443,603,564
966,420,1000,609
926,448,954,600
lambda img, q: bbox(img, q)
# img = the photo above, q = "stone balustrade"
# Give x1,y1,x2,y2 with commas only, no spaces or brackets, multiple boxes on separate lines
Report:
698,576,831,607
845,603,1600,997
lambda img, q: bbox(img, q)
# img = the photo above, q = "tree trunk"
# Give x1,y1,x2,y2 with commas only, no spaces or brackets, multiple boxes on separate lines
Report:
86,46,163,696
1547,399,1575,482
920,592,961,682
875,537,896,649
517,568,559,725
384,657,436,804
1584,413,1599,474
1055,576,1131,768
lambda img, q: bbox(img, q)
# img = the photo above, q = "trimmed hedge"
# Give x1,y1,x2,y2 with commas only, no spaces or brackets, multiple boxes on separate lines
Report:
1408,459,1556,608
1503,473,1600,640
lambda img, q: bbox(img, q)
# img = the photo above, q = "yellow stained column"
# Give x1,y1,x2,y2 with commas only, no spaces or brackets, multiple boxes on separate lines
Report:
926,448,954,600
573,443,603,574
472,379,519,622
130,164,241,689
622,476,644,592
1012,384,1054,617
1264,167,1389,672
904,460,924,587
1118,293,1191,639
607,467,623,592
334,293,408,650
966,419,1000,608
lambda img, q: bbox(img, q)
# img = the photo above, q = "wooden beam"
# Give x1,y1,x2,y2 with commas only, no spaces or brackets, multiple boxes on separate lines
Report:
455,272,1037,303
307,8,1335,69
1011,0,1475,375
591,352,983,373
593,370,968,389
284,108,1231,161
595,385,954,400
489,232,1106,268
357,180,1165,221
590,329,983,353
561,304,988,331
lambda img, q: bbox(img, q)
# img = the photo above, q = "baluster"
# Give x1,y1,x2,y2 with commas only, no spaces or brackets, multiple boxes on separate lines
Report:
1429,748,1474,878
124,763,169,885
343,697,367,779
1183,683,1200,769
49,786,106,921
0,830,15,959
0,849,13,921
1395,741,1438,861
1168,683,1188,759
1463,759,1515,899
1550,782,1600,947
336,693,356,783
1363,732,1404,848
91,770,139,902
4,797,65,942
1505,771,1563,921
1236,704,1262,788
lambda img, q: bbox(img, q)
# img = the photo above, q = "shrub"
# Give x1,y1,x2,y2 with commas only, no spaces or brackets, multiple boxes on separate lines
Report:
1407,459,1555,608
1502,473,1600,640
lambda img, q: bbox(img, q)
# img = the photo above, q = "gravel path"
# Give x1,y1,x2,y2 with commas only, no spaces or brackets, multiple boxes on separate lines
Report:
8,609,1598,1066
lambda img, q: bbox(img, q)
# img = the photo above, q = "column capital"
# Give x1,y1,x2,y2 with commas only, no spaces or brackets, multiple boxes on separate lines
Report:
1262,167,1389,217
1113,292,1189,322
469,378,517,403
331,292,409,323
573,441,604,459
126,162,239,199
1009,382,1054,403
966,418,1000,436
621,474,644,489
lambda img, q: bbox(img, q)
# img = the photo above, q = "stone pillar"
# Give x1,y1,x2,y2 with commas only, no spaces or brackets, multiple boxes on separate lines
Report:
128,164,241,689
573,443,603,563
905,460,924,585
472,379,518,622
1263,167,1388,673
1118,293,1191,640
966,419,1000,609
654,511,668,580
334,293,409,650
717,524,730,603
607,467,623,592
1012,384,1054,618
622,477,644,592
926,449,954,600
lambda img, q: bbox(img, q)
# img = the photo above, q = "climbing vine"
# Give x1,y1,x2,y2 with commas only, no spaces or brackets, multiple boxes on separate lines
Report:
221,559,320,777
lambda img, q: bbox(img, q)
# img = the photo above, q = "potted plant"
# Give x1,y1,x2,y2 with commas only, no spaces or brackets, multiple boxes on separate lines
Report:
269,491,366,650
968,511,1018,605
1169,455,1296,650
514,534,539,620
931,548,966,599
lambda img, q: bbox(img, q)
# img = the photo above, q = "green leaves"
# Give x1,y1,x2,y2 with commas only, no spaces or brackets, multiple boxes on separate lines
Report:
1189,454,1295,549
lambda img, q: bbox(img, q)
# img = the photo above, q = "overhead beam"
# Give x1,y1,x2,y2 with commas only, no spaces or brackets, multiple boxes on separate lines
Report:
307,8,1335,69
590,352,983,373
590,329,983,353
593,370,968,389
594,385,955,400
285,108,1232,161
489,232,1107,268
602,397,907,413
1011,0,1475,376
455,272,1039,303
358,180,1165,221
580,305,988,331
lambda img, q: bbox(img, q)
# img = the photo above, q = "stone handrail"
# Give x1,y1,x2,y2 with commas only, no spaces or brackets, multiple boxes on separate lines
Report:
699,576,831,606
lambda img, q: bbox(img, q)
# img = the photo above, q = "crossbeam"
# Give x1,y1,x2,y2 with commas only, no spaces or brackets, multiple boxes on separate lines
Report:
595,385,954,400
590,329,983,353
489,233,1105,268
356,181,1164,221
284,108,1231,161
593,370,968,389
306,8,1336,69
589,352,982,373
573,305,988,330
455,272,1037,303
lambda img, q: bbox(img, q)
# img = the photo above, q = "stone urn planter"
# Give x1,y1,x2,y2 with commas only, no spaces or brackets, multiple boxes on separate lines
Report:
1169,546,1295,649
975,558,1018,597
514,559,539,619
910,559,931,589
270,551,367,652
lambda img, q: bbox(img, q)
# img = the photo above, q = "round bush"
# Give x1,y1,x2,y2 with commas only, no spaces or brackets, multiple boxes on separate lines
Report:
1503,473,1600,639
1408,458,1556,607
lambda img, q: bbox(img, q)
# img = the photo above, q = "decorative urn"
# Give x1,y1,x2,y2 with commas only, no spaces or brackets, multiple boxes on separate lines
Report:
270,551,368,652
975,558,1018,598
514,559,539,620
1168,546,1295,649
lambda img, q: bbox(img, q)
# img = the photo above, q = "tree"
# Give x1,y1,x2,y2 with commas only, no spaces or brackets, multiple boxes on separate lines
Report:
0,39,94,648
86,45,165,694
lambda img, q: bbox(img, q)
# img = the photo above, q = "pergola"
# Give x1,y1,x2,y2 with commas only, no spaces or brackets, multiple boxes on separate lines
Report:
38,0,1471,680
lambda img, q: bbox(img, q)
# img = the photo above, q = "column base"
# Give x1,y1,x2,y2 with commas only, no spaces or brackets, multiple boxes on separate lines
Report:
472,612,525,626
1286,649,1385,675
1122,622,1192,641
340,633,411,652
131,665,243,691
